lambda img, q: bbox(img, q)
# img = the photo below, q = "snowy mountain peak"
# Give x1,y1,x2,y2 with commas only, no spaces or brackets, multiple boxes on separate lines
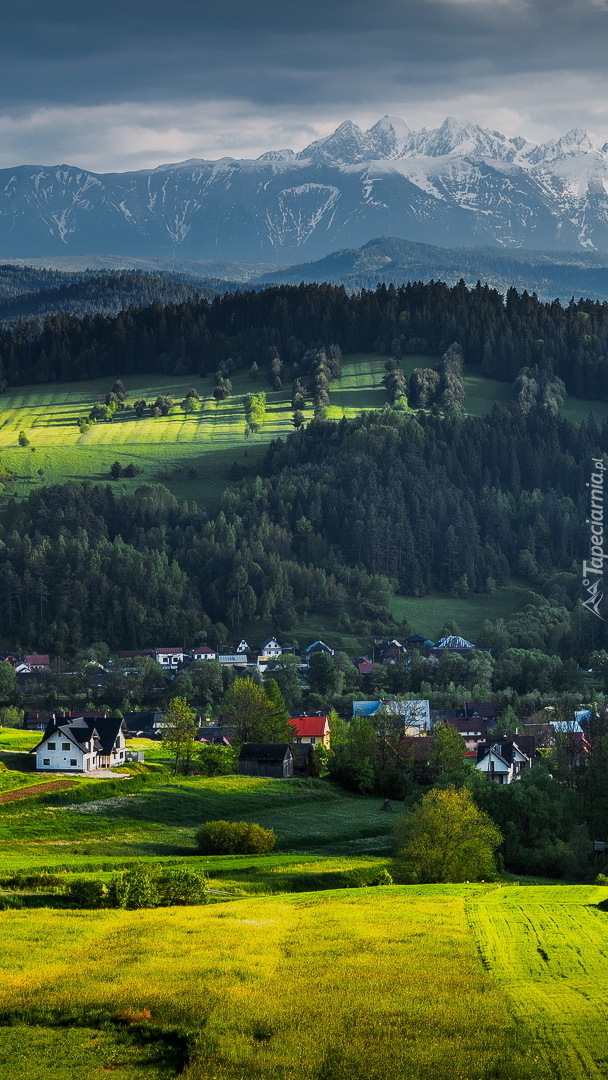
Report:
528,128,605,165
5,114,608,260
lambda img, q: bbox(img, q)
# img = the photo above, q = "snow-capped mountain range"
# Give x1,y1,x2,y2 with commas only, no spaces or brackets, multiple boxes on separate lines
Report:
5,116,608,260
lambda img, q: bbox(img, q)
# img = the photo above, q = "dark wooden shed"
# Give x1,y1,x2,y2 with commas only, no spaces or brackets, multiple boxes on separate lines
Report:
238,743,294,779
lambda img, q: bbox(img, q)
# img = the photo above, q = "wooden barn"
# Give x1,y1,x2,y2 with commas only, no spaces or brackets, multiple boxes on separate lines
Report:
238,743,294,779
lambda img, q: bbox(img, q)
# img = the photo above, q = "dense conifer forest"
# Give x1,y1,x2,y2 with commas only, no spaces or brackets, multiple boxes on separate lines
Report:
3,280,608,397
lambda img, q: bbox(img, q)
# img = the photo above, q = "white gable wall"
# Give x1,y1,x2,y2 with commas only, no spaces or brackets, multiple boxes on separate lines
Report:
36,735,92,772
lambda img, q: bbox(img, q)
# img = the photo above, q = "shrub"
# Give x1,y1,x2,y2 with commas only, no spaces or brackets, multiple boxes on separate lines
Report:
195,820,275,855
18,431,29,446
108,867,160,909
158,868,208,906
66,878,105,908
0,895,24,910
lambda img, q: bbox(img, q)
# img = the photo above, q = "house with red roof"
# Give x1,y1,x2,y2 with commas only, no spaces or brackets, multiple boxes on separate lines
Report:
24,654,50,670
192,645,217,662
352,657,374,675
289,715,331,748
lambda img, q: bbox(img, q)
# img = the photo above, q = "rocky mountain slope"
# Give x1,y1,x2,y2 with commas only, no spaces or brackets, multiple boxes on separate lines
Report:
4,117,608,259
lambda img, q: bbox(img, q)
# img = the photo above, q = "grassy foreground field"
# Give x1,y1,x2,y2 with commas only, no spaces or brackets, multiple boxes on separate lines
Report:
0,886,548,1080
469,885,608,1080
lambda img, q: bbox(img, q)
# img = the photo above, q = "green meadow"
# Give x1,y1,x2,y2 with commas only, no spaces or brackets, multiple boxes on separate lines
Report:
0,352,604,646
0,773,395,862
0,771,606,1077
0,886,548,1080
2,881,607,1079
0,353,603,513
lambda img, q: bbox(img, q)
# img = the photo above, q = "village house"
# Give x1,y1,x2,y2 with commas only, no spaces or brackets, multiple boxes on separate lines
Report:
303,640,334,659
377,638,407,663
31,715,132,772
429,636,476,659
217,652,248,666
259,636,282,658
444,717,490,751
118,648,185,669
352,656,373,675
0,652,21,667
191,645,217,662
352,699,430,733
154,647,185,668
289,715,331,747
476,739,533,784
238,743,294,778
24,654,50,671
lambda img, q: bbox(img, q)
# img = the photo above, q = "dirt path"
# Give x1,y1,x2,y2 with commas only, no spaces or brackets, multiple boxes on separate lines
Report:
0,780,77,803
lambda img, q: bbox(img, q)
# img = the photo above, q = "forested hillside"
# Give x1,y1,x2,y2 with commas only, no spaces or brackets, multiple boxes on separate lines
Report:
0,406,604,671
0,267,228,326
2,280,608,400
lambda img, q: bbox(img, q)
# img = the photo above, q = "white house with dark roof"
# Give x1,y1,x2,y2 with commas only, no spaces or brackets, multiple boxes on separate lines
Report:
31,716,129,772
260,637,282,658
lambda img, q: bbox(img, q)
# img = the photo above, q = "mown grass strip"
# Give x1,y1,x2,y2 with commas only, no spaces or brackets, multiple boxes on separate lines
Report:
468,885,608,1080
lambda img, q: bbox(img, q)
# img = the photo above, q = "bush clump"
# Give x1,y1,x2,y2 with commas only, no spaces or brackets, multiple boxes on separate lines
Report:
195,820,275,855
157,867,208,906
108,867,160,910
66,878,106,908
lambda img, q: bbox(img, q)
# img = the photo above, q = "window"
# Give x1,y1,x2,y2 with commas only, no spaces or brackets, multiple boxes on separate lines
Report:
62,743,70,750
310,737,316,744
43,758,50,765
47,742,56,750
70,759,77,767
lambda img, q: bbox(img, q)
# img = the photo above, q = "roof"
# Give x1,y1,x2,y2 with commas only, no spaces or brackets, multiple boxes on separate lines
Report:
260,637,281,648
193,645,216,654
289,716,329,738
477,740,532,766
465,702,496,718
353,657,373,674
33,715,126,756
436,636,475,650
239,743,293,762
155,647,183,654
446,719,487,735
24,654,50,665
303,640,333,654
119,649,154,658
352,700,383,717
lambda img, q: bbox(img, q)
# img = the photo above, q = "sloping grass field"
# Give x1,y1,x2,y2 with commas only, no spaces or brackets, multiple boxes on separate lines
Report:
0,772,606,1077
0,886,551,1080
0,774,395,862
1,354,603,514
468,885,608,1080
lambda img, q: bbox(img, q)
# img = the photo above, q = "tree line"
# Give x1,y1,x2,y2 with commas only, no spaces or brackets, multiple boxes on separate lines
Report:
4,279,608,398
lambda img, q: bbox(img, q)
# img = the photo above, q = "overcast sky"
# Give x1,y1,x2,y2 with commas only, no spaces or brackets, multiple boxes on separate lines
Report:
2,0,608,171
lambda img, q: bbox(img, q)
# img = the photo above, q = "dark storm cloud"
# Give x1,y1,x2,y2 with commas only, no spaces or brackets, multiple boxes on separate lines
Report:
1,0,608,169
1,0,607,109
